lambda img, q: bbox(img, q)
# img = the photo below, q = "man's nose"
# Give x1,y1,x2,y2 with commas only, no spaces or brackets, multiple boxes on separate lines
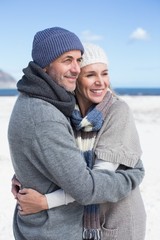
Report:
71,61,81,74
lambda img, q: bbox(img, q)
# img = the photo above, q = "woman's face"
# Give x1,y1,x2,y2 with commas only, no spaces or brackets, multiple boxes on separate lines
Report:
76,63,110,115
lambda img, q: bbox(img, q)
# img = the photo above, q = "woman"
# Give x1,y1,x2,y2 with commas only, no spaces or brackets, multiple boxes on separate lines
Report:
13,43,146,240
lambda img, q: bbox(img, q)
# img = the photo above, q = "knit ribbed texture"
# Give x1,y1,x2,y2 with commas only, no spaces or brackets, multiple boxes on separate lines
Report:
17,61,75,117
80,43,108,68
32,27,84,68
71,91,113,240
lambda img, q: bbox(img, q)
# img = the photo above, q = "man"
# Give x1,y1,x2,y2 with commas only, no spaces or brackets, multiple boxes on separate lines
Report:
8,27,144,240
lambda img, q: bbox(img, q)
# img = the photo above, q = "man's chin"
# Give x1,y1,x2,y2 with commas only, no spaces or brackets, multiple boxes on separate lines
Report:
62,85,76,93
66,85,76,92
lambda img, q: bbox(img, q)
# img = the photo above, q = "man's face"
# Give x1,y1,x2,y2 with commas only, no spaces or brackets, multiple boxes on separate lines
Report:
44,50,82,92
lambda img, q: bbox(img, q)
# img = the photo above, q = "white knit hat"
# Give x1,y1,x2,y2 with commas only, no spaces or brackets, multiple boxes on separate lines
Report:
80,43,109,68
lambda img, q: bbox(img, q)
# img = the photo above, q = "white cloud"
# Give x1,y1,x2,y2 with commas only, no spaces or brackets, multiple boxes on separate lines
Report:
129,27,149,41
80,30,103,42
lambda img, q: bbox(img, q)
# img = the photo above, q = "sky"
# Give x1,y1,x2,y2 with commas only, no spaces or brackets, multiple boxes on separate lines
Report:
0,0,160,88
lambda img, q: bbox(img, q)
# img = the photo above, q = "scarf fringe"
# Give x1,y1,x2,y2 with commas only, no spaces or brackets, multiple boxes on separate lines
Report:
83,228,102,240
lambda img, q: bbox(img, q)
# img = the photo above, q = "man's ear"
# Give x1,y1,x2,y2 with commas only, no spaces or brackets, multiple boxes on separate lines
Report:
43,67,47,72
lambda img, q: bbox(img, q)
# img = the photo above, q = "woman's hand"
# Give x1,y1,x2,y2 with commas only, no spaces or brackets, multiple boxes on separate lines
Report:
17,188,48,215
11,174,21,199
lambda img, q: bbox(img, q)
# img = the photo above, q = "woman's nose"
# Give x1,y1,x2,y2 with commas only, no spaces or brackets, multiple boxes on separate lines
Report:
95,77,103,85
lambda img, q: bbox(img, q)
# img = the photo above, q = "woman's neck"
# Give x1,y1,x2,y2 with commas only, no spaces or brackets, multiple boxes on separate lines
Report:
76,96,92,117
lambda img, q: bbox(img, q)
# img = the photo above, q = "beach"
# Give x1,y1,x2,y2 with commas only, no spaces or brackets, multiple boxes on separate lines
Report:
0,95,160,240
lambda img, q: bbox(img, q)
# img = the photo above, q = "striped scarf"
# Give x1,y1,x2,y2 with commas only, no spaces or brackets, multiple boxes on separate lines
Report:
71,90,113,240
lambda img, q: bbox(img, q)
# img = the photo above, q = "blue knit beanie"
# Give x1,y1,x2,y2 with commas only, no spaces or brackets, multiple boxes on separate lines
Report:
32,27,84,68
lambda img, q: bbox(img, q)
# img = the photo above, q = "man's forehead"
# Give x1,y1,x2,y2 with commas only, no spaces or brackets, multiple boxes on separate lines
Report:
60,50,82,58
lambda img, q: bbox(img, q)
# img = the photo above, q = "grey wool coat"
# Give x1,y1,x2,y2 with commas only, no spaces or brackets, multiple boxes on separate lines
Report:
93,97,146,240
8,62,145,240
